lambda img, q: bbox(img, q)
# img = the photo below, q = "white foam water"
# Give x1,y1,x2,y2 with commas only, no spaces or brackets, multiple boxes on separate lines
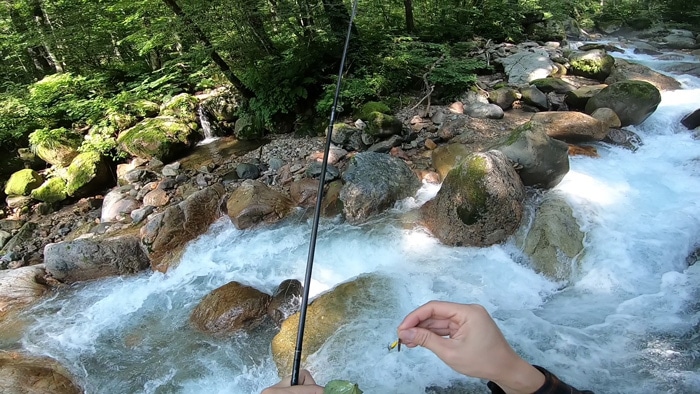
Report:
19,45,700,393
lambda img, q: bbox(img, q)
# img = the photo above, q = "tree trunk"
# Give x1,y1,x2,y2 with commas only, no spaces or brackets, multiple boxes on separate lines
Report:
245,3,276,54
160,0,254,98
321,0,358,38
30,0,63,72
404,0,415,33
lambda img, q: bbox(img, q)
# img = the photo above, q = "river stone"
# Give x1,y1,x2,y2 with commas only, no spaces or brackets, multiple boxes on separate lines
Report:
604,128,643,151
272,274,393,376
604,59,681,91
530,78,575,94
0,265,48,320
564,84,608,111
142,188,169,207
190,281,271,335
141,184,226,271
531,111,608,142
520,86,548,110
569,49,615,81
518,194,584,281
660,62,700,78
4,170,43,197
591,108,622,129
586,81,661,126
0,351,82,394
367,134,403,153
226,180,294,230
236,163,260,180
340,152,421,224
421,151,525,247
101,187,140,222
290,178,320,208
499,50,556,85
365,112,403,137
321,180,344,218
681,109,700,130
495,122,569,188
662,33,697,49
431,143,471,181
465,103,504,119
267,279,302,325
488,87,519,110
44,228,150,283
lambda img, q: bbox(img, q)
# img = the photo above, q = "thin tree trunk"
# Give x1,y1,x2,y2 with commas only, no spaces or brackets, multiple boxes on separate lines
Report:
321,0,358,38
160,0,254,98
30,0,63,72
404,0,415,33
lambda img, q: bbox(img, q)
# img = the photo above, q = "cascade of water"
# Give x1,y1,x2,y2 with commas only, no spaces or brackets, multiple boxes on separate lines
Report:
197,105,218,144
18,42,700,394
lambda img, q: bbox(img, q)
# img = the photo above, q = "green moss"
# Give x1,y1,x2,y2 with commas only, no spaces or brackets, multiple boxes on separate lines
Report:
160,93,199,123
30,177,67,203
570,52,614,79
128,100,160,118
358,101,390,121
366,112,402,136
503,122,533,146
451,154,489,225
4,169,43,196
117,116,196,161
64,151,101,196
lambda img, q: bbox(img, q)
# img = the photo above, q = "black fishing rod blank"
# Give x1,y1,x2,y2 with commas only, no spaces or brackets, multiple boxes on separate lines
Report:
291,0,359,386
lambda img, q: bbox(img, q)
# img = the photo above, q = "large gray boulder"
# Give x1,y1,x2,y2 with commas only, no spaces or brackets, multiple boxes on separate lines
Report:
585,81,661,126
340,152,420,224
605,59,681,91
421,151,525,247
517,193,585,281
662,32,698,49
564,85,608,111
520,86,548,110
569,49,615,81
495,122,570,189
499,50,556,85
44,229,150,283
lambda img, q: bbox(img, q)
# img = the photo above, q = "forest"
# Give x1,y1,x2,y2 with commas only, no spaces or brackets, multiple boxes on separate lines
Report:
0,0,697,159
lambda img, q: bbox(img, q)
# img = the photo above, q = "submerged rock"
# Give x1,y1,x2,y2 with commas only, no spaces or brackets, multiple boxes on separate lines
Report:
267,279,302,325
190,281,272,335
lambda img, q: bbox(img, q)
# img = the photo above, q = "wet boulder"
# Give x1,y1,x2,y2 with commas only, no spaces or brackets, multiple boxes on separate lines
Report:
530,112,608,142
585,81,661,126
0,265,48,320
321,180,344,218
517,193,585,281
226,180,294,230
421,151,525,247
44,228,150,283
590,108,622,129
190,281,272,335
290,178,320,208
272,274,393,375
681,109,700,130
340,152,420,224
4,170,43,197
141,184,226,271
0,351,82,394
267,279,302,325
495,122,569,188
568,49,615,81
604,59,681,91
603,129,643,151
661,31,698,49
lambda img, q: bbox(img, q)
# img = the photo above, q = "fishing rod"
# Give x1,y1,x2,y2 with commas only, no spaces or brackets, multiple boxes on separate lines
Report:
291,0,359,386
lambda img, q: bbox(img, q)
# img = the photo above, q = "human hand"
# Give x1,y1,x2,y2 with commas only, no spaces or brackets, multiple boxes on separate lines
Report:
397,301,545,394
261,369,324,394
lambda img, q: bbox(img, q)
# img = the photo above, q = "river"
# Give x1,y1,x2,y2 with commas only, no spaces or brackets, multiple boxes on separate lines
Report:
18,41,700,394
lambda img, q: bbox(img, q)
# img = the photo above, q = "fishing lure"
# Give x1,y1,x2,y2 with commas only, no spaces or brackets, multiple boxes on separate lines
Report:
388,339,401,352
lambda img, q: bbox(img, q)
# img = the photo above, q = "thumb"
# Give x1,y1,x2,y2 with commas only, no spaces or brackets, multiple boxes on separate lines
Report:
398,327,452,357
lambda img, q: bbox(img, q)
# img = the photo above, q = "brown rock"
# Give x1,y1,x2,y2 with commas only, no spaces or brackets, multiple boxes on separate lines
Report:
0,351,82,394
226,180,294,230
431,143,471,180
290,179,320,208
321,180,344,217
190,281,271,335
424,139,438,150
568,144,600,158
591,108,622,128
0,265,48,320
531,111,607,141
448,101,464,114
142,188,169,207
267,279,302,325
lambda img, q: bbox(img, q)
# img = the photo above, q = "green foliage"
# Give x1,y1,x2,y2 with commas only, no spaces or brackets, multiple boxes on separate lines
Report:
80,123,128,161
358,102,391,121
29,127,82,152
30,177,68,203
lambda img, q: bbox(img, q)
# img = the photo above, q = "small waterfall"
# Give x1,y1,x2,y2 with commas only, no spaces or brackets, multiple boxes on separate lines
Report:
197,105,219,144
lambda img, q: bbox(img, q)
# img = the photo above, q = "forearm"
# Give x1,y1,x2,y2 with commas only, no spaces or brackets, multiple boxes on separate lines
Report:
487,365,594,394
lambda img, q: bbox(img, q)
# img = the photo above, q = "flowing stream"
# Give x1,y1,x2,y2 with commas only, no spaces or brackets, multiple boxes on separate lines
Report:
16,43,700,394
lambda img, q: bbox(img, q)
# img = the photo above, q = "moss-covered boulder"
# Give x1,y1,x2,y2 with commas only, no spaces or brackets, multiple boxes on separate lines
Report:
421,151,525,247
530,78,575,94
127,99,160,118
585,81,661,126
234,114,265,140
564,84,608,110
488,87,519,110
358,101,390,121
63,151,112,197
272,274,394,376
569,49,615,81
604,59,681,91
431,143,471,180
494,121,569,188
30,177,67,203
117,116,199,162
30,128,81,167
517,193,585,281
160,93,199,124
365,112,403,137
4,169,43,196
106,110,138,131
190,281,272,336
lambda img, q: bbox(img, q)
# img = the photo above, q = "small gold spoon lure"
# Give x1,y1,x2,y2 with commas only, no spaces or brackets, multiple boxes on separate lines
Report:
388,339,401,352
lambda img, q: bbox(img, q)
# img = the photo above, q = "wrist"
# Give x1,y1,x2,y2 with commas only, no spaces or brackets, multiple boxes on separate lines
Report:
491,358,546,394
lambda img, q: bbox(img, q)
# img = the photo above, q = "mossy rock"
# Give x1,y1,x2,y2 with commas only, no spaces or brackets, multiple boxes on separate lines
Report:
530,78,575,94
160,93,199,123
30,177,67,203
106,110,138,131
117,116,199,162
30,128,82,167
63,151,112,197
358,101,390,121
569,50,615,81
365,112,402,137
585,81,661,126
4,169,43,196
127,100,160,118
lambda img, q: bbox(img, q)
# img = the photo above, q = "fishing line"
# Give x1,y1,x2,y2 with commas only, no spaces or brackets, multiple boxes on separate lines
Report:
291,0,359,386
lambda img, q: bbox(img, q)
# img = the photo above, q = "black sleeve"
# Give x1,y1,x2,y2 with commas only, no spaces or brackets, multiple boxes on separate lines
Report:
486,365,594,394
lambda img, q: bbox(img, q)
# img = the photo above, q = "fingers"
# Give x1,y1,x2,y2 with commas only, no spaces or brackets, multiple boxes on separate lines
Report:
398,301,467,330
398,326,453,357
298,369,316,386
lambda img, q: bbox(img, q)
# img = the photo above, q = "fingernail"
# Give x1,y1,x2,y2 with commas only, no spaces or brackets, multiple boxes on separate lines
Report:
398,328,416,342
